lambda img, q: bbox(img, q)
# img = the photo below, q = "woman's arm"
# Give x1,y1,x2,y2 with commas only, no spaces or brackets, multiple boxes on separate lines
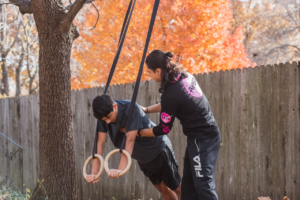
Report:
147,96,179,137
122,97,179,137
141,103,161,113
139,127,155,137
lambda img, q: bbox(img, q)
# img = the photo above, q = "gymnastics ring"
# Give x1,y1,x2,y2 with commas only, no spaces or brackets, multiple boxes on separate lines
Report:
104,149,132,177
83,154,104,180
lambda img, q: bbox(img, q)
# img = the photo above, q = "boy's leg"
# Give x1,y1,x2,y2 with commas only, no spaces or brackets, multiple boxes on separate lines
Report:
182,134,220,200
159,145,181,199
154,181,178,200
173,183,181,198
138,145,181,199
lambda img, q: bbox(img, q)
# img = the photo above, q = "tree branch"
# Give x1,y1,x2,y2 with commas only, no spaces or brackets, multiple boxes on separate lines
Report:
3,22,21,56
60,0,92,30
77,1,99,30
4,0,33,14
91,29,116,42
284,6,298,26
88,2,99,30
265,44,300,57
0,3,13,6
65,0,94,10
29,84,38,94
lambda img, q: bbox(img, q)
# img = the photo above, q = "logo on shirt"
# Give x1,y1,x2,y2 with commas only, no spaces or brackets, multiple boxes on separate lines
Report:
162,125,170,134
161,112,172,123
193,155,204,178
181,74,202,98
204,112,215,125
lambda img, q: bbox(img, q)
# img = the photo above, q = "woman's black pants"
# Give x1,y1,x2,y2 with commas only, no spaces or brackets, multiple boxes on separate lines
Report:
181,134,221,200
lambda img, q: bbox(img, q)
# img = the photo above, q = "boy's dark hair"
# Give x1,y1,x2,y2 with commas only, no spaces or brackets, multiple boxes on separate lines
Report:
92,94,114,120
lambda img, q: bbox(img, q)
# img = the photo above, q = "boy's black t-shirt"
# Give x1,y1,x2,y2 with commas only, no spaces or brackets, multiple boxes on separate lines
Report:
97,100,172,163
153,72,220,139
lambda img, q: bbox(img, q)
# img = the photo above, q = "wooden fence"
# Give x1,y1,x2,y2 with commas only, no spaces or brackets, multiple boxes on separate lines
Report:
0,62,299,200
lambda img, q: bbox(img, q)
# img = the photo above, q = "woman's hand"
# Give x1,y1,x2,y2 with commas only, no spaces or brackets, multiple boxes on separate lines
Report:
140,106,147,113
86,174,99,184
108,169,122,179
141,103,161,114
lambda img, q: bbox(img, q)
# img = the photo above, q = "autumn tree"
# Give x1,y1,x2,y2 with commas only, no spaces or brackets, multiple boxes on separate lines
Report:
71,0,253,89
231,0,300,65
19,15,39,96
2,0,96,198
0,6,39,97
0,5,20,96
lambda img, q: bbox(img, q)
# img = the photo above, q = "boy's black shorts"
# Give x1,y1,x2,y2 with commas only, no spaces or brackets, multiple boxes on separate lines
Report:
137,145,181,190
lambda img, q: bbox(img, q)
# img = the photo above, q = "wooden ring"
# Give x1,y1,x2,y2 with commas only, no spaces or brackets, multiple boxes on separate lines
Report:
104,149,132,177
83,154,104,180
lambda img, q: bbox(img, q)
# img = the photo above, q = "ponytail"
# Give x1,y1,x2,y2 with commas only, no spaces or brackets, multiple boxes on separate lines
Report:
146,50,187,93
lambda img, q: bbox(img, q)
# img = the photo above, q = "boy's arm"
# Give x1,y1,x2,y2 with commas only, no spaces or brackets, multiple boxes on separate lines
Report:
91,131,107,173
86,131,107,183
108,130,136,178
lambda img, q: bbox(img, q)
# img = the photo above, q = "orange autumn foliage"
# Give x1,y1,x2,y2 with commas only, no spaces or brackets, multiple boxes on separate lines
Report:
71,0,254,89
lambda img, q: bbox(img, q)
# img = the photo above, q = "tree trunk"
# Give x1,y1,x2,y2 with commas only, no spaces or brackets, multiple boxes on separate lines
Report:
0,59,9,96
15,50,24,97
30,0,79,199
0,6,9,96
26,46,38,95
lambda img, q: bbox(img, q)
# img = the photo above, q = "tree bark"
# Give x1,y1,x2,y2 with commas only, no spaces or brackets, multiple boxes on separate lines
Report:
0,58,9,96
34,29,78,200
0,6,9,96
28,0,80,199
15,51,24,97
26,42,38,95
7,0,88,197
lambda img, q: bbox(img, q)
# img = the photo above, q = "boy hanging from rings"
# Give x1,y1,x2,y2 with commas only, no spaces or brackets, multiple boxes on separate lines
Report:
85,94,181,200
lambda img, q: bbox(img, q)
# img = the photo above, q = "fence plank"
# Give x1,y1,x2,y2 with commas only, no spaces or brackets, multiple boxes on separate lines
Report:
240,67,250,200
294,62,300,200
285,62,299,200
269,64,278,199
253,66,263,199
260,65,271,197
227,69,235,200
0,98,8,186
285,63,293,199
277,63,288,199
233,68,242,200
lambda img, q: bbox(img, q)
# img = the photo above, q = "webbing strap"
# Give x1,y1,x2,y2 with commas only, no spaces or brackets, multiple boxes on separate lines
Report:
118,117,127,153
118,0,133,46
93,0,160,157
125,0,160,130
103,0,136,95
92,0,135,158
119,134,126,153
119,0,160,152
92,127,98,158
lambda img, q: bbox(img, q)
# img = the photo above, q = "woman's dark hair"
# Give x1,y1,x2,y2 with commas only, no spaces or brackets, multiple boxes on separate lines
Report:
145,49,187,93
92,94,114,121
